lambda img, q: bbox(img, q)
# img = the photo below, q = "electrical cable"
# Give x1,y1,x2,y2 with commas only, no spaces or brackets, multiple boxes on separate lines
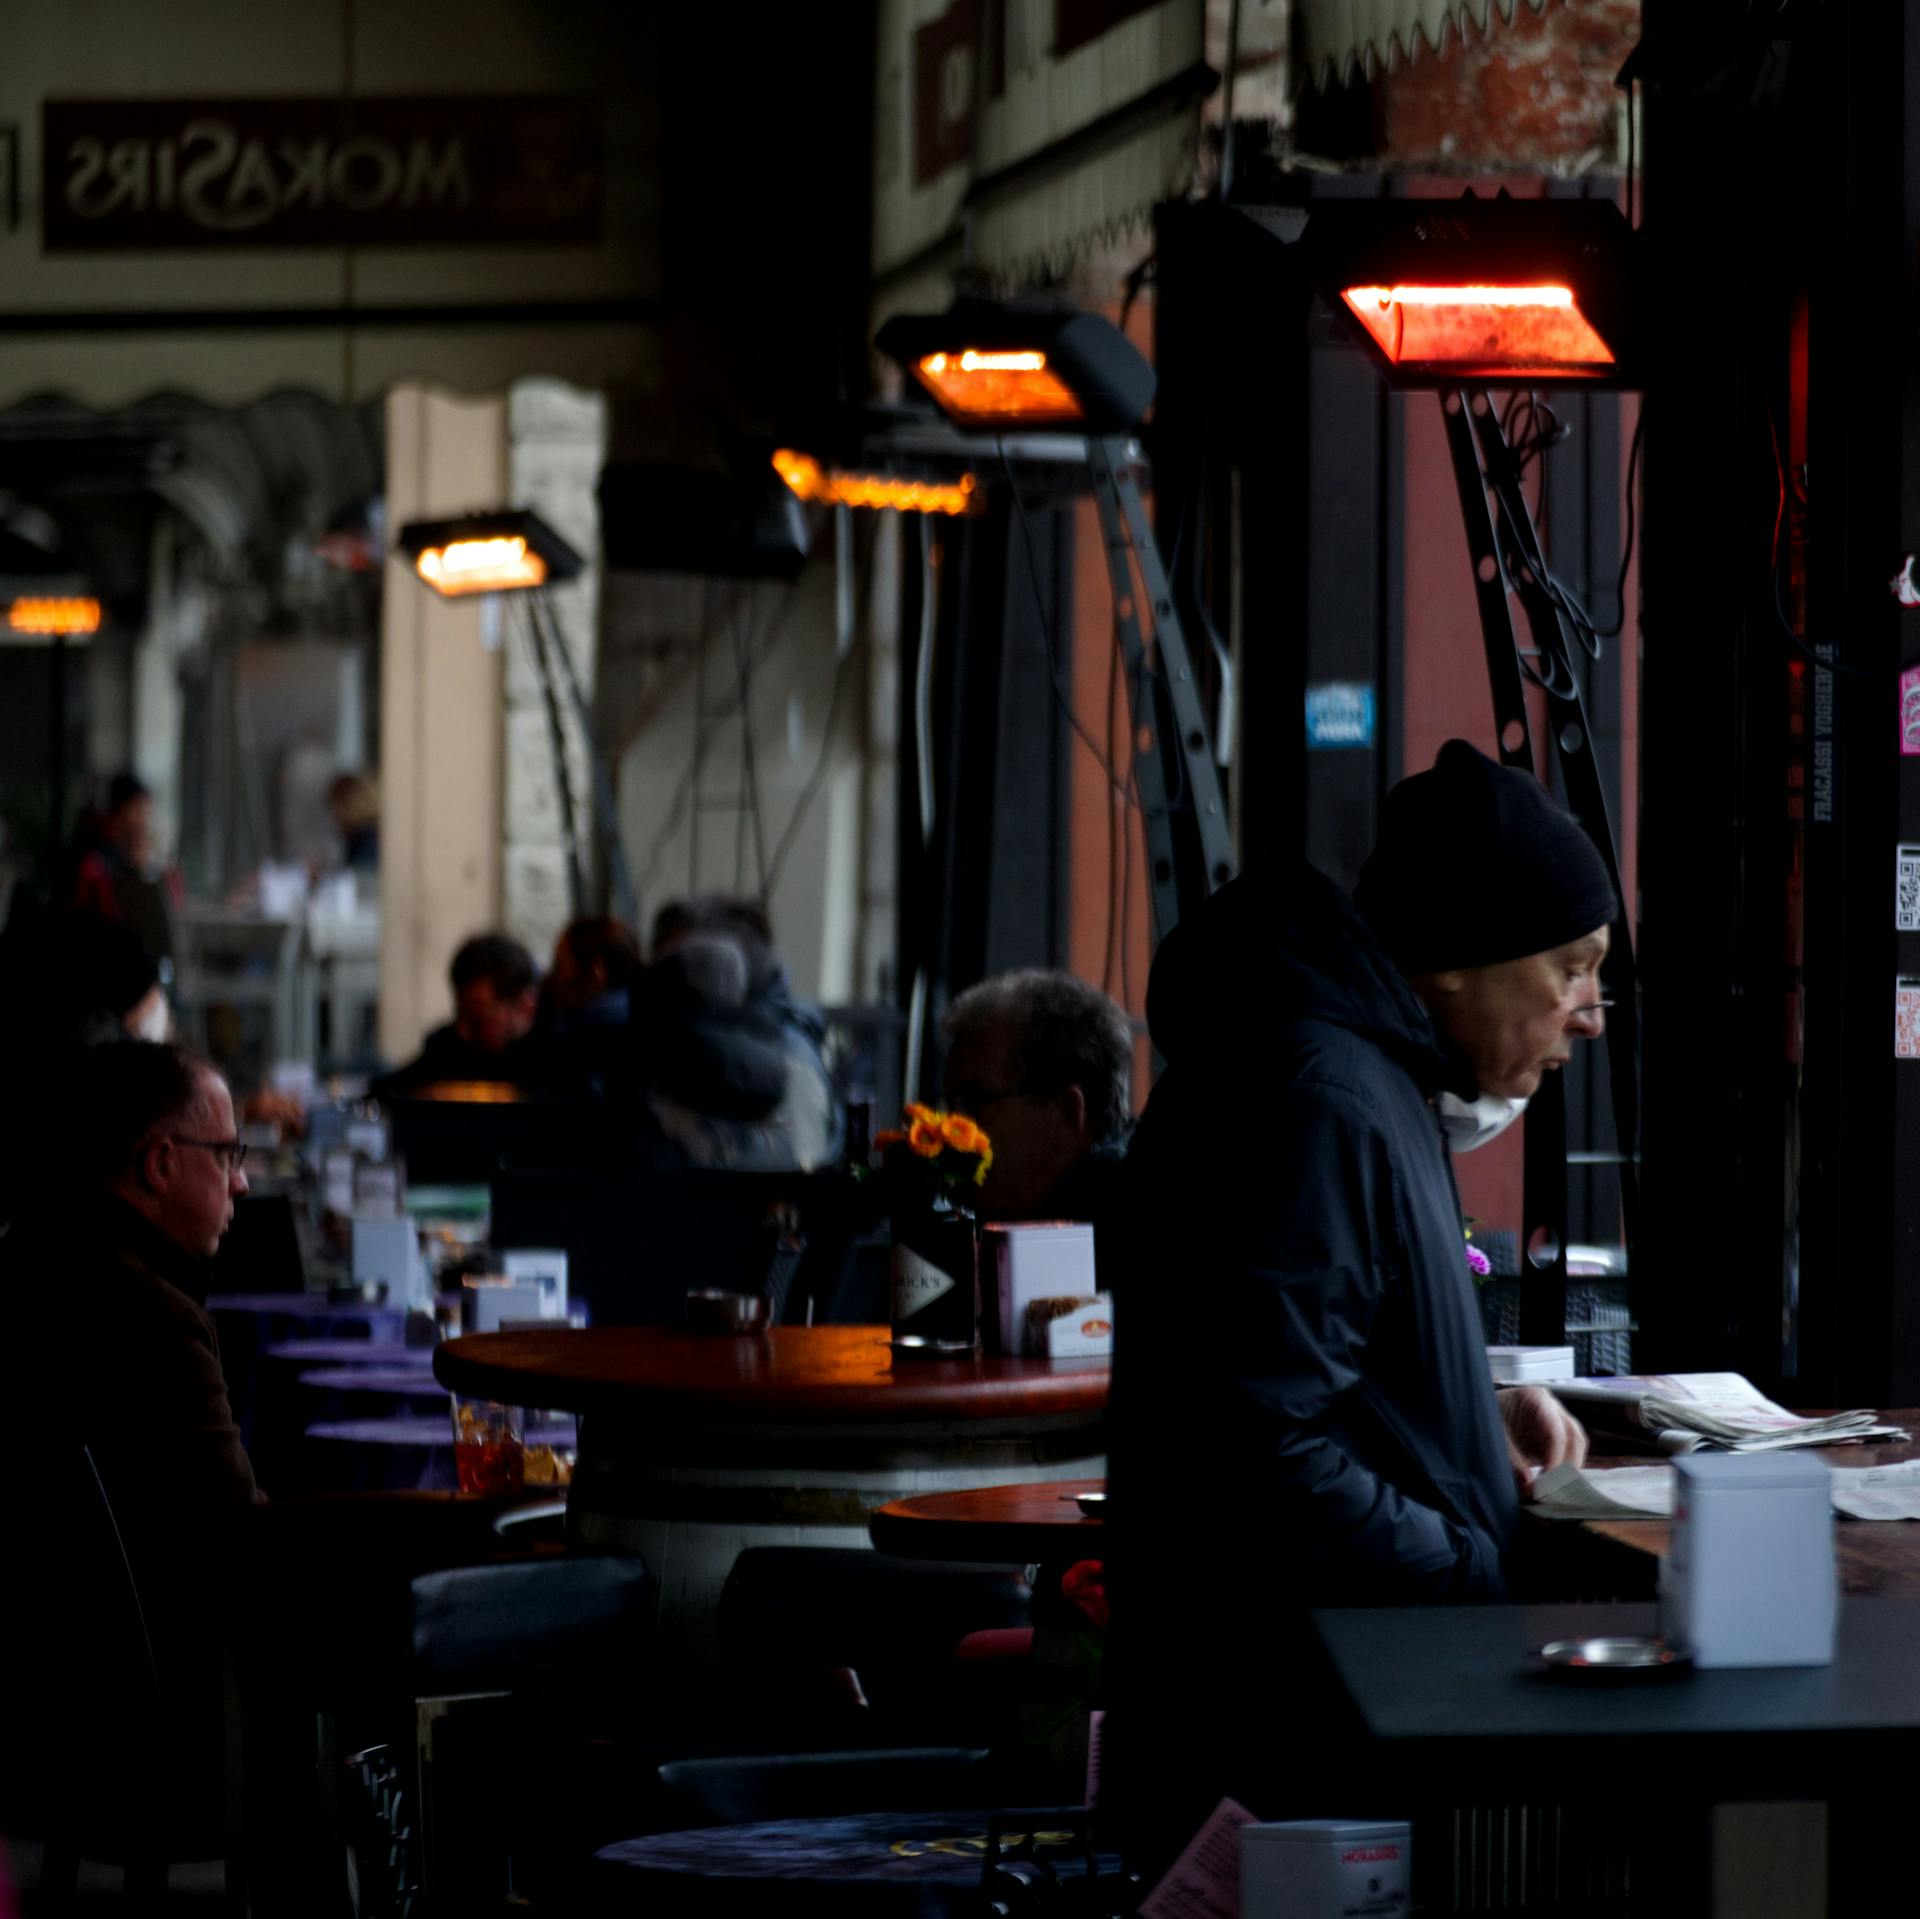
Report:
731,586,770,898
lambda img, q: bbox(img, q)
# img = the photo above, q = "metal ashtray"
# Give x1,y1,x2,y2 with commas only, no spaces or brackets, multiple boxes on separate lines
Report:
685,1289,771,1335
1072,1491,1108,1517
1535,1635,1691,1679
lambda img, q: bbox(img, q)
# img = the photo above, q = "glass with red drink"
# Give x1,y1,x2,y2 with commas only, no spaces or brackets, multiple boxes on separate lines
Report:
450,1395,524,1495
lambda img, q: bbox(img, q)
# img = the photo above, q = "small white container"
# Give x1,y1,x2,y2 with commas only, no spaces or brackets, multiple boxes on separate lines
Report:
1241,1820,1411,1918
1660,1452,1836,1668
982,1221,1096,1354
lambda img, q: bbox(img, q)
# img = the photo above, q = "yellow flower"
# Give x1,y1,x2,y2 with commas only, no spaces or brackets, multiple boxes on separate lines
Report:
972,1144,994,1184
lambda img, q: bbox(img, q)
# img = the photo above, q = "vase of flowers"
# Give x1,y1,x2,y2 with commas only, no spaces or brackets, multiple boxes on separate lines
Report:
873,1103,993,1355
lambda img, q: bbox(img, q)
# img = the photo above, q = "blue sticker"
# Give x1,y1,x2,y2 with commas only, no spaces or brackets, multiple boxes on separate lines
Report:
1305,682,1376,750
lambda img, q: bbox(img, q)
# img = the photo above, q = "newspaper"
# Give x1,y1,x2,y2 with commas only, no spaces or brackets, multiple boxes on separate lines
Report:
1530,1458,1920,1523
1545,1373,1909,1454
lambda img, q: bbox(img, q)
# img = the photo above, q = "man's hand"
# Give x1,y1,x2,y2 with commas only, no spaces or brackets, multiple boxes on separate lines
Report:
1498,1385,1588,1501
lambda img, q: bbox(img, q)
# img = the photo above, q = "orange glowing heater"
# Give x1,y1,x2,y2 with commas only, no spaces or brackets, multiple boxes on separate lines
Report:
1339,283,1616,379
396,509,583,599
1309,195,1636,386
877,307,1156,434
7,596,101,636
772,448,982,517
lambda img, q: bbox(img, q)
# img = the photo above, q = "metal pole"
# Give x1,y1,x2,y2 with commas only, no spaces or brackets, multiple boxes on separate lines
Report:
519,595,586,918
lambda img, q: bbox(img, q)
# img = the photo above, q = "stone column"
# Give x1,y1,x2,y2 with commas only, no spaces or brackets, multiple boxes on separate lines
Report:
378,386,508,1063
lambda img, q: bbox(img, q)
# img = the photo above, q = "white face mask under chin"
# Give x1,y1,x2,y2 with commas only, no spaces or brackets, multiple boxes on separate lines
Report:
1436,1089,1528,1153
132,992,172,1043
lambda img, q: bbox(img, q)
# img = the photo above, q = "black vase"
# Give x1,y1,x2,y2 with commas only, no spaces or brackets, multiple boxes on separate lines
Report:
890,1202,980,1355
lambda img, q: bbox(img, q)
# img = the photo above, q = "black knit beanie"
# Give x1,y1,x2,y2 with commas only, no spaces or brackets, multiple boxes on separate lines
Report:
1354,739,1618,972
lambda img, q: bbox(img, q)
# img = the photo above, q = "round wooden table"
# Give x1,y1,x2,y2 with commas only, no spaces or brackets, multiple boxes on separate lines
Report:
435,1326,1109,1656
869,1478,1107,1562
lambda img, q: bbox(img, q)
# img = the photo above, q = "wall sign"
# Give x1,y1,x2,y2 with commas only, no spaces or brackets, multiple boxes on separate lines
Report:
40,96,603,250
1305,682,1376,750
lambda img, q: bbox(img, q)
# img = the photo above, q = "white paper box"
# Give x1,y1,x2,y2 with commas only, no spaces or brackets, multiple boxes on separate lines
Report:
1044,1296,1114,1358
1240,1820,1411,1918
983,1221,1096,1354
352,1215,428,1310
500,1248,569,1317
1661,1452,1836,1667
466,1278,547,1332
1486,1344,1575,1383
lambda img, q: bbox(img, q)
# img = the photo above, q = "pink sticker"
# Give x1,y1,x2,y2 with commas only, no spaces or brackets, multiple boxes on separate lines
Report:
1898,979,1920,1059
1902,666,1920,755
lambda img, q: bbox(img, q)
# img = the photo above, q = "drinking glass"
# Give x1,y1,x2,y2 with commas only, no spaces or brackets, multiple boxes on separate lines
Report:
450,1395,524,1495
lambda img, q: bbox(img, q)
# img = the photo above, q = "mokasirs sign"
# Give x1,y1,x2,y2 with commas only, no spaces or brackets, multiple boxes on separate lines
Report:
40,96,603,250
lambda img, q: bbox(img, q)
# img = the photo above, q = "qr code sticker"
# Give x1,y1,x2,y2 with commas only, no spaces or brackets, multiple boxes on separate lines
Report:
1900,846,1920,932
1898,979,1920,1059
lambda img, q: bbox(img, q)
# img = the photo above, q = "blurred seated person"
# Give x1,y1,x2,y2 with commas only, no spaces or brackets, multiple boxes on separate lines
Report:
375,932,555,1096
941,971,1133,1267
537,914,642,1096
0,1042,261,1773
63,768,180,977
326,770,380,873
629,895,839,1169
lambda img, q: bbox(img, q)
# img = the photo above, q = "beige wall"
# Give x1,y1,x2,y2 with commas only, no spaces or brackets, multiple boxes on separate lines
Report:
378,385,508,1060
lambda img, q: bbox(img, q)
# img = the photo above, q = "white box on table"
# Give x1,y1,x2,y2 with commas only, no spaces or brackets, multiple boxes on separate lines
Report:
351,1215,428,1310
465,1278,548,1332
982,1221,1096,1355
1487,1344,1575,1383
1240,1819,1411,1918
500,1247,569,1318
1660,1452,1836,1667
1043,1295,1113,1358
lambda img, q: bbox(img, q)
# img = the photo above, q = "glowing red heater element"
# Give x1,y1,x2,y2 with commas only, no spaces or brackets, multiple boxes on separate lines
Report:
1340,283,1617,378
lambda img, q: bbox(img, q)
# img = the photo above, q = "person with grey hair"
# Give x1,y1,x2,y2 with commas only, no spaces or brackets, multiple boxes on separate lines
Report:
940,969,1134,1245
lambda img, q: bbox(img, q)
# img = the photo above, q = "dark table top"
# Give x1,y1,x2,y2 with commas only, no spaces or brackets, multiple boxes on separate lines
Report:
433,1325,1109,1425
869,1479,1106,1560
1315,1599,1920,1767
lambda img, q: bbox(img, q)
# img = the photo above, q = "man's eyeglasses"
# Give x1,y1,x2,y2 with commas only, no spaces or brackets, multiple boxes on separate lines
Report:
170,1136,249,1173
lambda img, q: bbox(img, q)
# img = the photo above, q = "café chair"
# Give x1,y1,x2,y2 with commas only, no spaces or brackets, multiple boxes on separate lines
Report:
27,1447,241,1914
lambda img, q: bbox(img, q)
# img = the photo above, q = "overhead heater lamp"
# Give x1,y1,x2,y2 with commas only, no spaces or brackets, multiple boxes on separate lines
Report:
394,505,632,931
771,447,982,517
1308,194,1636,384
874,303,1234,937
7,595,101,636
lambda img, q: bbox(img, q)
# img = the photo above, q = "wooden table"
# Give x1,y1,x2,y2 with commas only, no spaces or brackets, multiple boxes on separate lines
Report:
435,1326,1109,1655
869,1477,1106,1562
1580,1409,1920,1596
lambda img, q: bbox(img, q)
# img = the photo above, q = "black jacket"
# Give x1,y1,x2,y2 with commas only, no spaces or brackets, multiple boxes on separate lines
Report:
1112,864,1516,1601
1106,866,1518,1842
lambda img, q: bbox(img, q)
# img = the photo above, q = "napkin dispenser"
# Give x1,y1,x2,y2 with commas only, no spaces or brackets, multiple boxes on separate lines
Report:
1661,1452,1836,1667
982,1222,1096,1355
1240,1819,1410,1918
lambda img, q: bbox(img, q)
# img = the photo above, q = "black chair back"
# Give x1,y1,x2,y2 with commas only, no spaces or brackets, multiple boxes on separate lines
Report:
390,1096,618,1188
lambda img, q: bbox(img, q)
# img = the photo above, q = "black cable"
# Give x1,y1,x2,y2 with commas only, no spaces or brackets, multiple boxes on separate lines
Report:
731,586,770,898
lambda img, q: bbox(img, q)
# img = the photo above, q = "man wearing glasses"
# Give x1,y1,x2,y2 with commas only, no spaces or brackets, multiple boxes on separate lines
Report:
3,1040,261,1809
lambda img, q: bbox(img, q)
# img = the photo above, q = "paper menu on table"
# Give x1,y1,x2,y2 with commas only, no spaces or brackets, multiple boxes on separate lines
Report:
1529,1458,1920,1522
1531,1462,1676,1519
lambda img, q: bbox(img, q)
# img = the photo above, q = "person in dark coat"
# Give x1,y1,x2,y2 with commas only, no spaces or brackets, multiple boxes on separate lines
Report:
1107,740,1611,1851
1,1042,261,1830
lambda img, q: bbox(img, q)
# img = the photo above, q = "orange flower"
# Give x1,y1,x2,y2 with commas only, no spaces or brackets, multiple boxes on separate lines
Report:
903,1101,938,1127
941,1114,989,1156
907,1118,945,1157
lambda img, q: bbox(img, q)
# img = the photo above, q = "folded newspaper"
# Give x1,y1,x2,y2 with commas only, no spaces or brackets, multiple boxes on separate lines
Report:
1532,1458,1920,1522
1544,1372,1908,1454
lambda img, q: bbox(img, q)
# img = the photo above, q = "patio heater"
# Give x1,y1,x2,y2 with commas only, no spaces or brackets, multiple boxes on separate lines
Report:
396,508,635,930
875,304,1236,940
1306,192,1643,1343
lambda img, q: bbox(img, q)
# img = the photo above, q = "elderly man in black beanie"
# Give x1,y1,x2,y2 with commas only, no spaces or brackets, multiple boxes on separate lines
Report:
1107,739,1614,1846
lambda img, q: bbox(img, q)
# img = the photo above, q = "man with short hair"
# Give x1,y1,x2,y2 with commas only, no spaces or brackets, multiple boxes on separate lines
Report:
378,931,551,1092
1,1042,261,1759
940,970,1134,1239
1110,740,1609,1839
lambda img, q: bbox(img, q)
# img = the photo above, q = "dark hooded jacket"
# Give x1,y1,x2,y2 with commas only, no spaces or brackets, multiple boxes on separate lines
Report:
1112,865,1516,1605
1106,865,1518,1839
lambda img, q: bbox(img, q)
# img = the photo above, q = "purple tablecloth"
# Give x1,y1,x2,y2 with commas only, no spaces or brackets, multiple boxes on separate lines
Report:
303,1414,578,1493
264,1339,434,1367
211,1293,410,1454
